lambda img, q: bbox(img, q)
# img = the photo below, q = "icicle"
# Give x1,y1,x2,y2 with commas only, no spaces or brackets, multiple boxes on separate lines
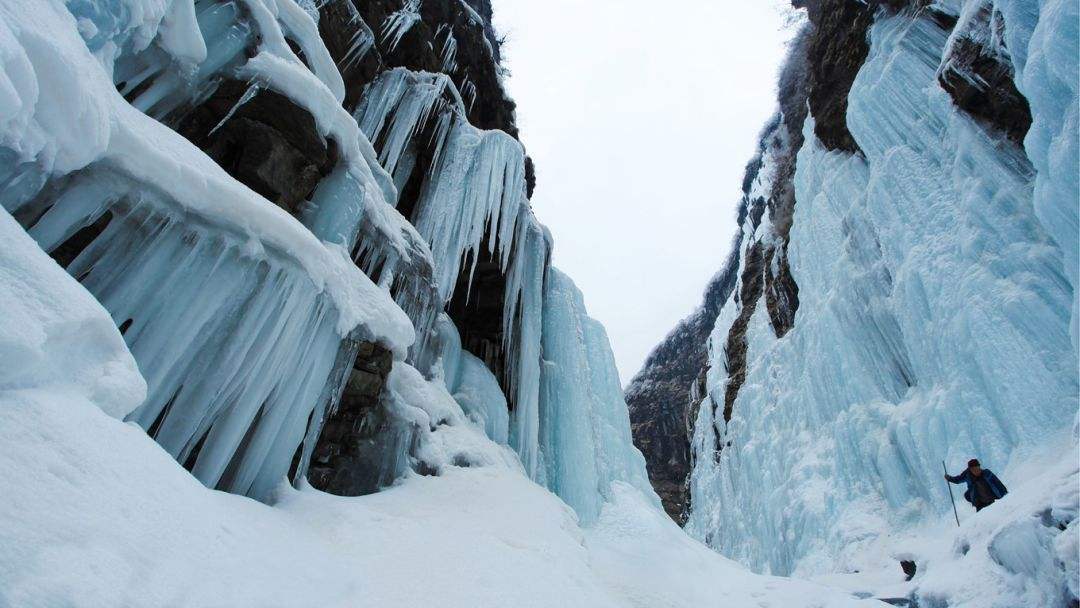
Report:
119,1,253,123
26,172,122,252
16,166,402,502
207,83,260,137
351,68,537,366
410,119,529,304
339,17,376,74
380,0,422,53
436,24,458,73
460,77,477,114
353,68,546,470
354,68,461,180
420,314,508,445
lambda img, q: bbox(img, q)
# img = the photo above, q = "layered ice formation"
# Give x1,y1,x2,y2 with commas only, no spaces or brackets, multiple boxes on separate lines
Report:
676,3,1079,606
0,0,653,528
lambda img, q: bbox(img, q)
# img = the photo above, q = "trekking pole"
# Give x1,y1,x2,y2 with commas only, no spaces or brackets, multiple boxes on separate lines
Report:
942,461,960,527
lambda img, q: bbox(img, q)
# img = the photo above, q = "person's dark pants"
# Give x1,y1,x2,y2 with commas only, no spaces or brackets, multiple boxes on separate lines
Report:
975,499,996,512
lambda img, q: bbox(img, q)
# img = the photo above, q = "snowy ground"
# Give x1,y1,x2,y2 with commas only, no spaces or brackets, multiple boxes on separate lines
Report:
0,387,883,608
0,205,881,608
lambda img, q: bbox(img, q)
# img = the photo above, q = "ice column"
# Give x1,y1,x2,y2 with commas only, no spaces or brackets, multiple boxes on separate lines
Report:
538,269,659,524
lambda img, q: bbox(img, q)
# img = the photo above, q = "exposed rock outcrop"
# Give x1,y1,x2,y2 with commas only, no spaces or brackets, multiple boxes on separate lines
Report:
797,0,875,153
308,342,397,495
625,228,741,523
937,2,1032,142
177,82,338,213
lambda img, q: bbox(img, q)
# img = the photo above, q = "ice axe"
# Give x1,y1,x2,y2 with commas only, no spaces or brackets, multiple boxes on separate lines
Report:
942,460,960,527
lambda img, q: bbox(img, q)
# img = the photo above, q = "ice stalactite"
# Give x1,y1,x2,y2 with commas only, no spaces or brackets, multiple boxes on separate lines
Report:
1,0,414,502
381,0,423,54
354,69,460,195
686,9,1077,577
437,24,459,74
111,1,252,124
353,67,552,480
372,258,649,516
354,68,530,304
11,167,402,502
453,351,509,445
411,122,530,304
503,220,550,479
424,314,508,445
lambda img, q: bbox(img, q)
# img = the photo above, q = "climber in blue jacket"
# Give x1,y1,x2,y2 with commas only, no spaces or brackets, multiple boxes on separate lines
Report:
945,458,1008,512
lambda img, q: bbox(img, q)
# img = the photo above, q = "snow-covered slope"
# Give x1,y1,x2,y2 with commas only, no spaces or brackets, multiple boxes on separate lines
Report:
0,361,877,607
808,427,1079,607
0,209,145,419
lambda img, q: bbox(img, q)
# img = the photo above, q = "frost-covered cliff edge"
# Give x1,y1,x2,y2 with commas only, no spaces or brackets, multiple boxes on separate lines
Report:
631,0,1078,605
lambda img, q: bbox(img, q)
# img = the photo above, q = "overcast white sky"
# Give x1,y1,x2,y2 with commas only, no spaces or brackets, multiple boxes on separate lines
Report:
492,1,797,385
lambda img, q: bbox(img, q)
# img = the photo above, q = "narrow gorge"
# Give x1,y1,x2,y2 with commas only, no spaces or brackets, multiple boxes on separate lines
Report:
0,0,1076,607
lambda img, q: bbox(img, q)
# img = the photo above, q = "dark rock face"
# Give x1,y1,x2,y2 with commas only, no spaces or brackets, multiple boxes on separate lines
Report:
447,243,513,407
938,5,1032,143
901,560,917,581
765,246,800,339
308,341,398,495
721,242,766,424
318,0,385,112
625,248,741,523
176,81,337,214
801,0,875,153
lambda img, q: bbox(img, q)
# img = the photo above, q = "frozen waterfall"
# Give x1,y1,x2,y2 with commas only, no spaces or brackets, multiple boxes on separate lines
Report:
686,5,1078,582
